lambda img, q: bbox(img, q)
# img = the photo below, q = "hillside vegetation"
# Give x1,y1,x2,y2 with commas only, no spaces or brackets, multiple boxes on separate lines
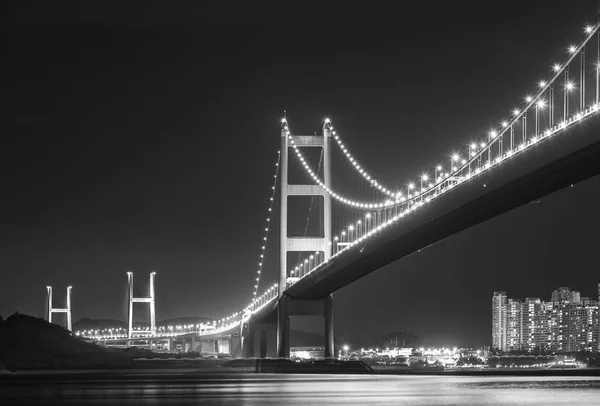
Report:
0,313,133,370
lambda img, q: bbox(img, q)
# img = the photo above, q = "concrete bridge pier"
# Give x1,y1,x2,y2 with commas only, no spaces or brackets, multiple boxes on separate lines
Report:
277,294,334,359
242,319,277,358
242,327,255,357
229,334,241,357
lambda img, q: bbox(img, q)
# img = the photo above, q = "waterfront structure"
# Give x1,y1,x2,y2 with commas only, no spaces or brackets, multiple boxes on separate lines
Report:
492,286,599,352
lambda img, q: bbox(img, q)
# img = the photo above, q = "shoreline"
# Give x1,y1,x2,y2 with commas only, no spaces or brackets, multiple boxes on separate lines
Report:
2,366,600,379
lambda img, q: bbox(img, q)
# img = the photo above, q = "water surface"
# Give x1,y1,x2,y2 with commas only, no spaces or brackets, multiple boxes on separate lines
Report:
2,374,600,405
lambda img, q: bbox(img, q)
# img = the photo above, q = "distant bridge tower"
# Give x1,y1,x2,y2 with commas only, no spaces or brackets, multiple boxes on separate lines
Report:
277,118,333,358
46,285,72,331
127,271,156,338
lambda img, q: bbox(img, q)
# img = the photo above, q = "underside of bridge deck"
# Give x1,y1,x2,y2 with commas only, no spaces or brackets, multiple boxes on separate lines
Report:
285,116,600,299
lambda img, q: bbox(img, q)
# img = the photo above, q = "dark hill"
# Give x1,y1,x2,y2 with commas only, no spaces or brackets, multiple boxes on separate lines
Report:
0,313,133,370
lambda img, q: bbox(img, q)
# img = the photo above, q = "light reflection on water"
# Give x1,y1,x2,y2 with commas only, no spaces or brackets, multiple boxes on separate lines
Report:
1,374,600,405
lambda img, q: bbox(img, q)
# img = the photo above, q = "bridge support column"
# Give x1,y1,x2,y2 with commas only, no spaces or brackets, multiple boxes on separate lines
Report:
243,330,255,357
324,294,334,359
278,119,332,298
230,334,241,357
277,295,291,358
126,271,157,339
46,286,52,324
45,285,73,331
260,330,268,358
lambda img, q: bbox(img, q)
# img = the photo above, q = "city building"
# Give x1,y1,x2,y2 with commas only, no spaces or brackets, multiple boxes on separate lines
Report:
506,299,522,350
492,285,599,352
492,292,507,351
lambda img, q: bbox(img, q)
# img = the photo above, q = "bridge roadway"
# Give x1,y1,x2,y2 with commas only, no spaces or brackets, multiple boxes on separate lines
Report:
92,298,279,356
284,115,600,299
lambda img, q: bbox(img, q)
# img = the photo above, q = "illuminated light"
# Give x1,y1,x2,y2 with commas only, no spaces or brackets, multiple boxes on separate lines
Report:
525,96,533,103
586,25,594,33
513,109,520,116
452,154,459,161
501,121,508,127
408,183,415,189
538,80,547,88
366,213,371,219
536,99,546,108
576,113,583,120
489,130,497,138
436,165,442,171
553,64,561,72
461,159,467,164
324,118,331,123
421,174,429,181
471,151,476,157
480,142,486,148
568,45,577,54
566,82,575,91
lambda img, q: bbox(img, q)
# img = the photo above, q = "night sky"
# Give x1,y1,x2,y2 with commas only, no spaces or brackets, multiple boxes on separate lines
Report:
3,0,600,348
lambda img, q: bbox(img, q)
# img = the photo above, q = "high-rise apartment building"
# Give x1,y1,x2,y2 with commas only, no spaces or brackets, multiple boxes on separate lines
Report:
506,299,522,350
492,292,507,351
522,297,552,351
492,286,599,352
551,287,581,303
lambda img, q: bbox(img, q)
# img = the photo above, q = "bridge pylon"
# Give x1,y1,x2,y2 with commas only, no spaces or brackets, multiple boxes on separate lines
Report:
46,285,72,331
277,118,334,358
127,271,156,338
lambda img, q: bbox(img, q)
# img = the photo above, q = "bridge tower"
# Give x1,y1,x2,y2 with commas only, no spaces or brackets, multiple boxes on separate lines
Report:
127,271,156,338
46,285,72,331
277,118,334,358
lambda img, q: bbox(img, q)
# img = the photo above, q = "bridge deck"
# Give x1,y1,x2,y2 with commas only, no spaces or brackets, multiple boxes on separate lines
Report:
283,116,600,299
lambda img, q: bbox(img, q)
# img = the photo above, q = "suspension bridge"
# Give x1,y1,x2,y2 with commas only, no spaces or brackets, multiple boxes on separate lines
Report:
49,19,600,358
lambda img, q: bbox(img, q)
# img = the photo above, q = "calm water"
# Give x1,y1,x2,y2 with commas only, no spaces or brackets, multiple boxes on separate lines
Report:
1,374,600,405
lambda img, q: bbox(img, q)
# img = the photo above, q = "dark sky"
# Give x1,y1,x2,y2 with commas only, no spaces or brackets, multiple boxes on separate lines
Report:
3,0,600,348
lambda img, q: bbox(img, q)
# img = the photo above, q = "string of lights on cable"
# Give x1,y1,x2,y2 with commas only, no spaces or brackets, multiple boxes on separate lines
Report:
288,23,600,212
251,149,281,302
329,119,396,197
288,131,399,209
